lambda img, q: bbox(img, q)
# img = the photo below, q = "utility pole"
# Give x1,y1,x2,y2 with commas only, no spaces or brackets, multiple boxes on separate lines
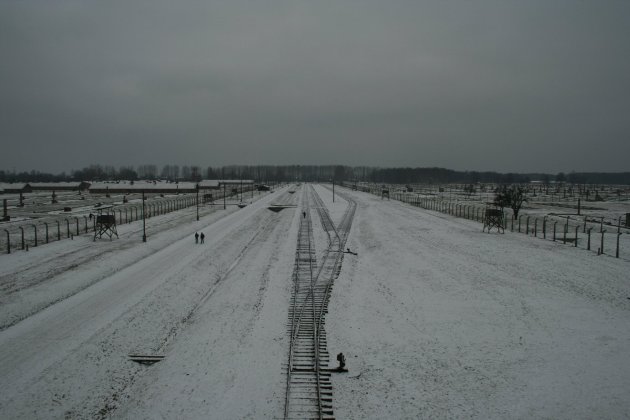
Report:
196,184,199,221
142,191,146,242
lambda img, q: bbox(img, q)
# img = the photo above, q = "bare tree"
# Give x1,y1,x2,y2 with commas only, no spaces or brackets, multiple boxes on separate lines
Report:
494,185,527,219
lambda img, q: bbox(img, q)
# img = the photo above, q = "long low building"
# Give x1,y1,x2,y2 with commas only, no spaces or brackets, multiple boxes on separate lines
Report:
0,180,256,195
88,181,198,194
29,182,91,191
0,183,32,194
199,180,254,190
88,180,255,194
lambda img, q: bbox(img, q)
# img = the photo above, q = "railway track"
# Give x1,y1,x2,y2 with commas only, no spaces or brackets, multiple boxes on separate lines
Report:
284,184,357,420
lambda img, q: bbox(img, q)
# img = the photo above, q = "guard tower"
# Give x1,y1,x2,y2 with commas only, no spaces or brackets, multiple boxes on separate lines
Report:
93,205,118,241
483,207,505,233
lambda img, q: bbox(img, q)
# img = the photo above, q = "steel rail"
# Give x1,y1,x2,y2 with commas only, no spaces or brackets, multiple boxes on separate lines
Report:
284,184,357,419
285,186,324,419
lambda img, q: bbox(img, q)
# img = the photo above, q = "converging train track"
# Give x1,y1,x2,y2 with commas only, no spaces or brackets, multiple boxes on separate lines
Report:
284,184,357,419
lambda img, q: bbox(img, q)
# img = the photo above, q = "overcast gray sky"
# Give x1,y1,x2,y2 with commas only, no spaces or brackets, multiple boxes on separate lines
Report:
1,1,629,174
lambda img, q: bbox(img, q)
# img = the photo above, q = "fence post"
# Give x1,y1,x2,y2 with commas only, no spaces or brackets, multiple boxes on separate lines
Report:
4,229,10,254
574,226,578,247
66,219,70,238
75,217,80,236
518,215,523,233
587,228,592,250
31,224,37,247
616,233,621,258
45,222,49,243
583,216,587,233
57,220,61,240
543,216,547,239
83,215,89,233
600,230,606,254
526,216,530,235
534,218,537,237
553,222,557,241
19,226,25,249
563,221,567,244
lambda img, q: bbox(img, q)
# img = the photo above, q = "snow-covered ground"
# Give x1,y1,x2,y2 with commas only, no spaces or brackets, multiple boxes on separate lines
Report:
1,183,628,419
327,187,630,419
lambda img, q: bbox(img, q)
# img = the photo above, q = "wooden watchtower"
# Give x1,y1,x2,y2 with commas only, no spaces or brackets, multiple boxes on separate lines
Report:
483,207,505,233
92,205,119,241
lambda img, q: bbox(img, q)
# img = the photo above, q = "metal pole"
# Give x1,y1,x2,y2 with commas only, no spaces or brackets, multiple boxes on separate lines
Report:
32,224,37,246
142,191,146,242
577,197,581,215
3,229,9,254
563,217,568,244
526,216,530,235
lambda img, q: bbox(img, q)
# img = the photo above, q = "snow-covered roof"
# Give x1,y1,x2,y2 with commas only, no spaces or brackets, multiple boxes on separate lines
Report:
89,181,197,192
0,183,30,192
30,182,90,190
218,179,254,185
198,180,254,189
198,180,220,188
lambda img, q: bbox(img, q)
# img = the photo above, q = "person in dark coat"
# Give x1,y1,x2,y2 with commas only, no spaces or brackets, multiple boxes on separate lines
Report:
200,232,205,244
195,232,199,243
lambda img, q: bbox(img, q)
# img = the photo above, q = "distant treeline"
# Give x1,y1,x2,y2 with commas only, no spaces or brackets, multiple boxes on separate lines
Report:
1,165,629,185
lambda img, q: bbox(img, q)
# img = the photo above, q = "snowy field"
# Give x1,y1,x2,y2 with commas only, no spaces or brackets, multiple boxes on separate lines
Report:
1,184,629,419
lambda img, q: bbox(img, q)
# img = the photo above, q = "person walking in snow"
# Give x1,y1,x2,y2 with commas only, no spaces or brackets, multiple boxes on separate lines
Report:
194,232,199,244
200,232,205,244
